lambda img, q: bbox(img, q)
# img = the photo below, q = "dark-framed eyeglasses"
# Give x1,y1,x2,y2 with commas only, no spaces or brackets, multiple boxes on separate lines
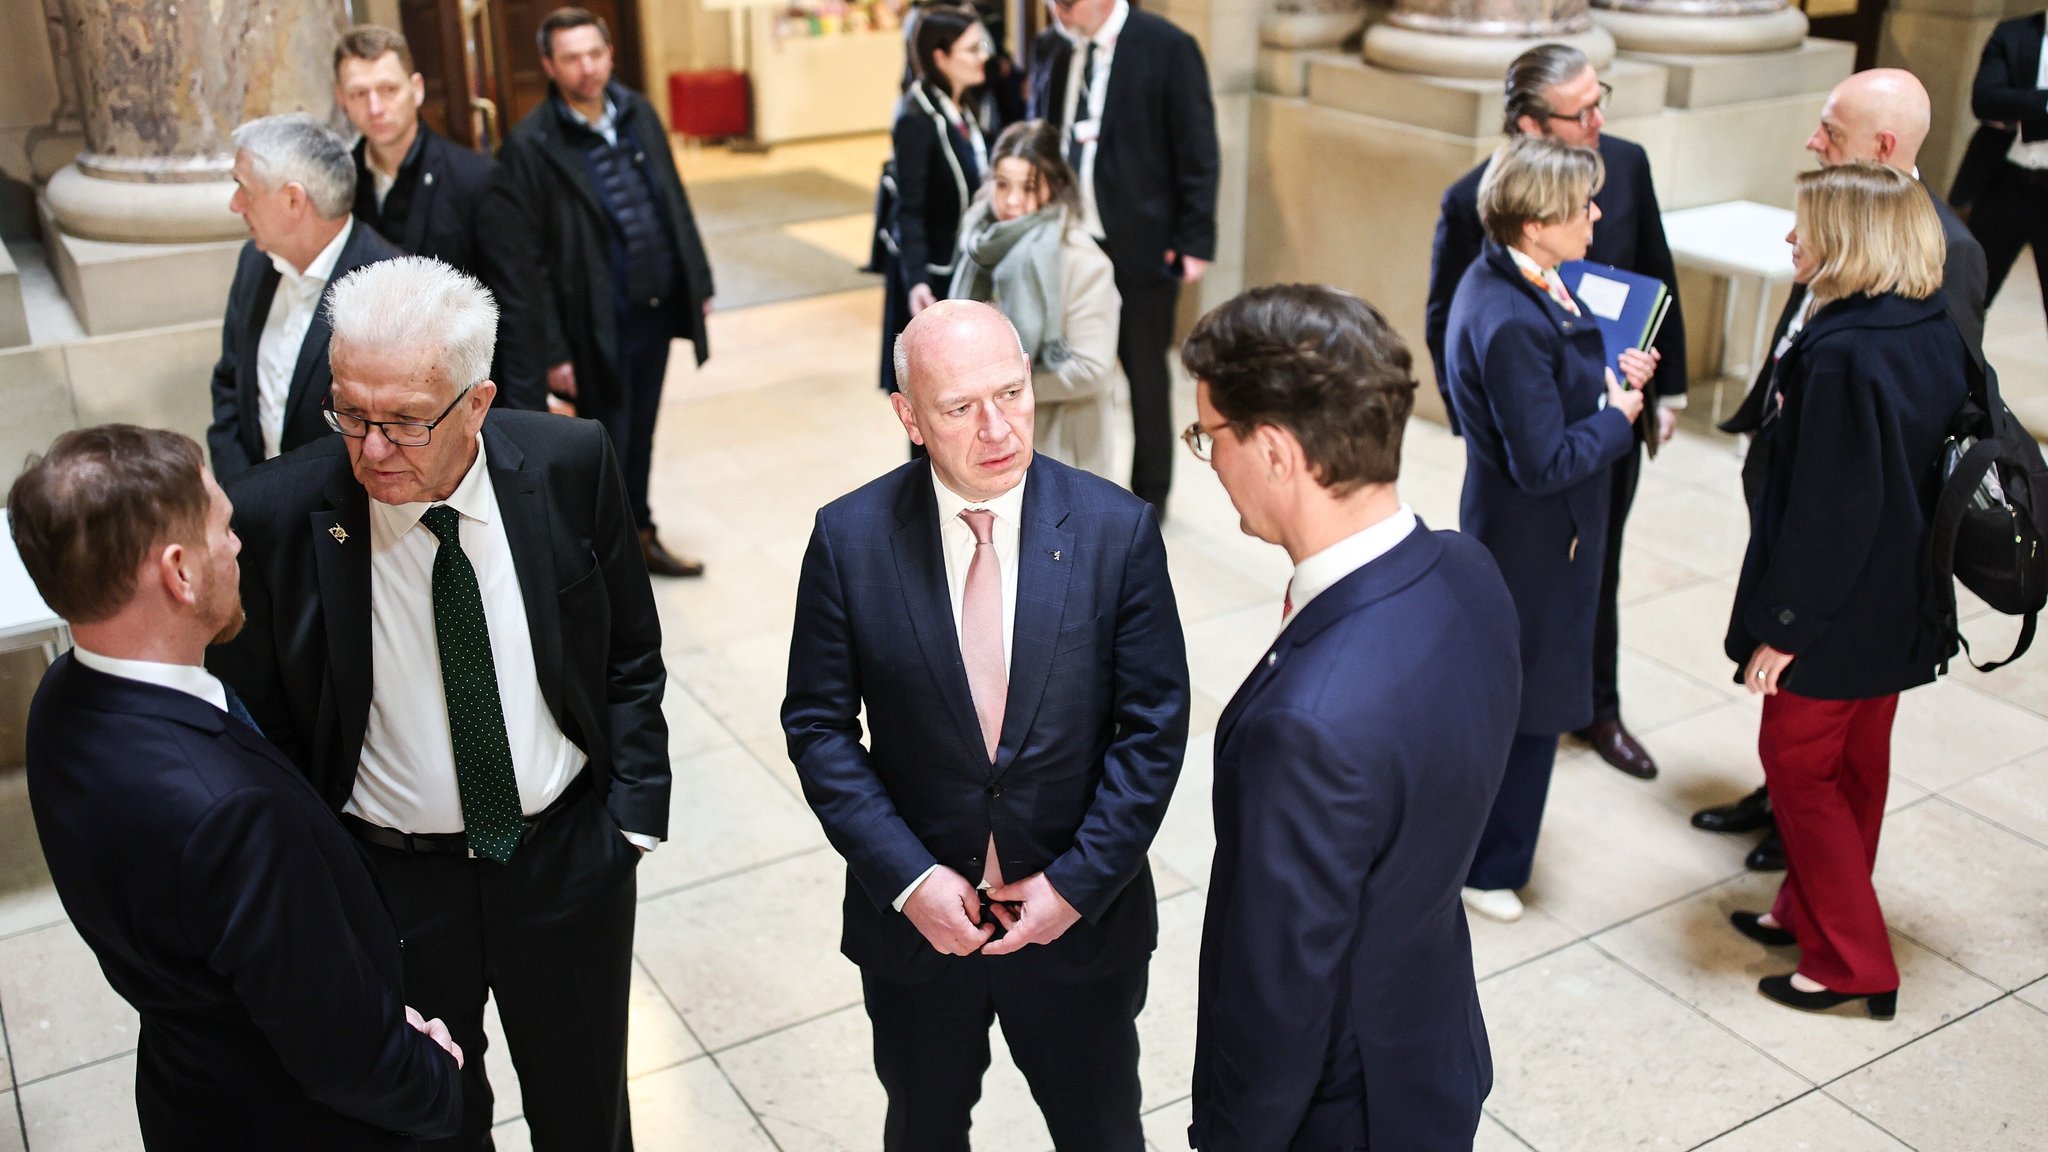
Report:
1545,82,1612,130
1181,419,1229,462
322,383,475,447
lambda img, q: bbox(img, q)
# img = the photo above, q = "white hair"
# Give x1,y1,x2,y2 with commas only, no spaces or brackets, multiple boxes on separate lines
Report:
326,256,499,392
231,114,356,220
892,304,1028,393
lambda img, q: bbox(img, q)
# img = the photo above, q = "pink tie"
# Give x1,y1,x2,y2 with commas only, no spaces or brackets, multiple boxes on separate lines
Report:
959,509,1007,888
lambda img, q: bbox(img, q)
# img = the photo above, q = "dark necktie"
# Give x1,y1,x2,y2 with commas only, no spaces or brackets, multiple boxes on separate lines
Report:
421,505,525,863
223,686,263,736
1067,40,1097,172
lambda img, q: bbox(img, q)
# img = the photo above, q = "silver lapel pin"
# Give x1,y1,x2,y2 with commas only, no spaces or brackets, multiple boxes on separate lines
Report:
1050,550,1062,561
329,524,349,544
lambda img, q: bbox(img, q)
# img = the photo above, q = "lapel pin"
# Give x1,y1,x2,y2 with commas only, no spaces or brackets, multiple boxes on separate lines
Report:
423,172,435,186
329,524,349,544
1050,550,1062,561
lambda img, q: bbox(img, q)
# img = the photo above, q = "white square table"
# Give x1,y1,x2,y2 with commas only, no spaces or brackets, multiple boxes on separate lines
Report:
1659,200,1798,423
0,511,69,663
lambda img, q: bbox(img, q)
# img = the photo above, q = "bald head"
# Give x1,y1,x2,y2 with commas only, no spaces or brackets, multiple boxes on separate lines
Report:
1809,68,1931,172
891,300,1036,502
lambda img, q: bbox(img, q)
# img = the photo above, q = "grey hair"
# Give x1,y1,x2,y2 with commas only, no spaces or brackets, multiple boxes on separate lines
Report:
326,256,499,391
231,114,356,219
1503,43,1592,136
892,304,1029,394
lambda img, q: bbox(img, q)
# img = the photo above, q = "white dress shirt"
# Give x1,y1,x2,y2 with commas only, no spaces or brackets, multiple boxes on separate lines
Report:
568,96,622,147
892,470,1030,910
1280,505,1418,629
72,645,230,713
350,440,655,850
2007,29,2048,170
1061,0,1130,241
256,218,352,461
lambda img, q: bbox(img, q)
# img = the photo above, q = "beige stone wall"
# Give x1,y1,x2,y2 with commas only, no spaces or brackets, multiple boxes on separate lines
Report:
0,0,77,238
1880,0,2045,197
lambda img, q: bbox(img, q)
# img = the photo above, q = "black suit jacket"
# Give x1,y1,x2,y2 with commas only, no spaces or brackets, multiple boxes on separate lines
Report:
890,83,984,285
1721,181,1986,438
207,410,672,840
1954,15,2048,209
207,221,402,480
489,84,715,409
1192,526,1519,1152
1028,10,1220,287
25,656,462,1149
782,455,1190,982
1426,133,1688,434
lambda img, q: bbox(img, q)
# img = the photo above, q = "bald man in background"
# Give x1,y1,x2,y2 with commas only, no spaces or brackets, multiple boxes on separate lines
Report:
1695,67,1988,871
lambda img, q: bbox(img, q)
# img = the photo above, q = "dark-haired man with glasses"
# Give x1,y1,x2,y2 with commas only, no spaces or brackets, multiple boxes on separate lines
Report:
210,256,668,1152
1424,42,1687,785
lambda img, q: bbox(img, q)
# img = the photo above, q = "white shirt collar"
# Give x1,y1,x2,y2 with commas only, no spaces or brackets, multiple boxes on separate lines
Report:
931,466,1028,529
1067,0,1129,48
1506,244,1556,280
269,216,353,284
72,644,230,713
1283,504,1418,627
368,434,495,540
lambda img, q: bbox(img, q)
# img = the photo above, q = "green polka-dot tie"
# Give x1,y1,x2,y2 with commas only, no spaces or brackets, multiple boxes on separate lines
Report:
422,505,524,863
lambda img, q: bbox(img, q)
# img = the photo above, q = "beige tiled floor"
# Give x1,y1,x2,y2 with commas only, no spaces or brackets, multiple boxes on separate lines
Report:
3,138,2048,1150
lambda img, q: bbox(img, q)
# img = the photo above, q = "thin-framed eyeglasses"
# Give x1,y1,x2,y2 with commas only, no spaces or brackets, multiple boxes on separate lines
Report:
1545,82,1612,130
1181,419,1229,462
322,383,475,447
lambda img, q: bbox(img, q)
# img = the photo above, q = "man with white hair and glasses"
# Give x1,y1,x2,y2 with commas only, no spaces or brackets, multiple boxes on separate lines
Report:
209,255,670,1151
208,112,401,479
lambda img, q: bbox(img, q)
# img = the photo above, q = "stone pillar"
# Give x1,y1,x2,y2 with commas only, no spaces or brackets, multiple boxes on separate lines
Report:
1363,0,1617,80
1878,0,2008,198
42,0,349,245
1258,0,1373,96
1592,0,1806,55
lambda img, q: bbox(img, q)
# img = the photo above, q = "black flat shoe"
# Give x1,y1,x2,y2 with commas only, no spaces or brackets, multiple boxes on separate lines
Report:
1730,911,1795,947
1758,974,1896,1020
1694,786,1773,833
1746,828,1786,873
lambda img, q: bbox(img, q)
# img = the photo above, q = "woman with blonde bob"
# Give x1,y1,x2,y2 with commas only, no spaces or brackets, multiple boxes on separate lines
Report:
1442,135,1655,924
1724,161,1969,1019
950,120,1122,477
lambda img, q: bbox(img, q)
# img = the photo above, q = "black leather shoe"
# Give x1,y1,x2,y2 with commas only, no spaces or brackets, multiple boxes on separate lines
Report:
1758,974,1896,1020
1746,828,1786,872
1693,786,1773,833
1730,911,1796,947
1576,717,1658,779
639,529,706,578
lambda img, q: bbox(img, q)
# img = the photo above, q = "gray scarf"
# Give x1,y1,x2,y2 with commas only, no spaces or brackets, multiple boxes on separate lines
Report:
949,201,1071,370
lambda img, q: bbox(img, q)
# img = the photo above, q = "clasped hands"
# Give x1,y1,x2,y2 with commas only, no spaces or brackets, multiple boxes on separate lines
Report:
902,866,1081,957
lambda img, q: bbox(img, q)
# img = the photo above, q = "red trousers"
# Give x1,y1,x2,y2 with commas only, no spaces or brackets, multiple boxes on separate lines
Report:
1760,690,1901,994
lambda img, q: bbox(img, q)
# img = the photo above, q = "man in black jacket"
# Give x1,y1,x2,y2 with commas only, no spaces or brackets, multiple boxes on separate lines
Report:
1958,13,2048,331
13,424,463,1150
1425,44,1688,783
1695,67,1989,872
490,6,716,577
1029,0,1220,512
334,26,533,409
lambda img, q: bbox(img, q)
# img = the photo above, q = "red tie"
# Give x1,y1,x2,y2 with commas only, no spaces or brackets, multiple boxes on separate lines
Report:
1282,579,1294,624
959,509,1007,888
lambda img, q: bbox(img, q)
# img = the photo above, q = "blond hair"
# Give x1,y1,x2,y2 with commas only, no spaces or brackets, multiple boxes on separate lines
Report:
1795,161,1944,304
1478,135,1604,248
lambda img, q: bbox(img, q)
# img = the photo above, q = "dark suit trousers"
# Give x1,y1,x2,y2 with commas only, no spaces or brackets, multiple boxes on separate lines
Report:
1592,440,1643,721
1118,276,1181,510
861,955,1148,1152
584,303,673,533
1467,731,1561,891
363,789,639,1152
1762,691,1901,995
1970,165,2048,321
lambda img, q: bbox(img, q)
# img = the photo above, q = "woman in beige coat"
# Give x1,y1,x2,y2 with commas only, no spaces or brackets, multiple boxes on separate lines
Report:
950,120,1123,479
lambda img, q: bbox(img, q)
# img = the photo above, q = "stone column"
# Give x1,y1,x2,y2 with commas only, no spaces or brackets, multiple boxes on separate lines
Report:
42,0,349,244
1591,0,1807,55
1362,0,1617,79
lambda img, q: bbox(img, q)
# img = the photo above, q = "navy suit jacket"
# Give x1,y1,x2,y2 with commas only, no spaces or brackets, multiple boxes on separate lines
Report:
1447,241,1634,733
25,656,462,1149
1190,525,1520,1152
782,454,1190,981
1426,133,1687,433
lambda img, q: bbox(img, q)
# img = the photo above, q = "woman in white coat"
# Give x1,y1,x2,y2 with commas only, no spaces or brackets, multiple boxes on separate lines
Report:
950,120,1123,479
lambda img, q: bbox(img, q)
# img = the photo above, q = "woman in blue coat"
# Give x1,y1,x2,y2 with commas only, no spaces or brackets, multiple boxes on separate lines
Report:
1444,136,1653,923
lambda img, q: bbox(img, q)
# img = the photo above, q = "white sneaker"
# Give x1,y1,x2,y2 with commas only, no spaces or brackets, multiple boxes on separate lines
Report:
1462,887,1525,923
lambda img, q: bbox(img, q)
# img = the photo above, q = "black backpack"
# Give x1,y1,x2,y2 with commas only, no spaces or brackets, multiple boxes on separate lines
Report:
1927,357,2048,672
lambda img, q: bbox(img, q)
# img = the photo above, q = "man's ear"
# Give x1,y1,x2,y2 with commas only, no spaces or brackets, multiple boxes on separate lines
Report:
1873,130,1899,164
1255,423,1297,481
890,392,926,447
156,542,196,607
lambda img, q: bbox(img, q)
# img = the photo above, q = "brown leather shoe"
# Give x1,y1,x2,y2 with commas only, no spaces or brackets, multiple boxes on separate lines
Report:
639,529,705,578
1576,717,1658,779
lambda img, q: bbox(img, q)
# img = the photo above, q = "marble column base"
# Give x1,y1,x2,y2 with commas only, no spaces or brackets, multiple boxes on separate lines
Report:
1362,21,1617,78
1261,9,1369,49
43,164,243,244
37,196,240,337
1594,6,1807,54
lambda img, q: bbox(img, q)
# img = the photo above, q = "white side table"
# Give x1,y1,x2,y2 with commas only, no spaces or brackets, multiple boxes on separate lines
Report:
1660,200,1798,424
0,511,69,665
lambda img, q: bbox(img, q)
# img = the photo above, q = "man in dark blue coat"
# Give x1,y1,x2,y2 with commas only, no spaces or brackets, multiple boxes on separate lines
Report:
1425,43,1686,781
782,300,1189,1150
10,425,463,1150
1181,286,1521,1150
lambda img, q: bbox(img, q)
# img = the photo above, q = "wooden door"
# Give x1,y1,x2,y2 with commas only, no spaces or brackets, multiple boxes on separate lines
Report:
498,0,647,128
401,0,645,149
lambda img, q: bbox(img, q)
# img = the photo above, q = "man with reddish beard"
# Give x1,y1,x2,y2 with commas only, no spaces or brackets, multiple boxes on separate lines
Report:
783,299,1189,1150
12,425,464,1149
